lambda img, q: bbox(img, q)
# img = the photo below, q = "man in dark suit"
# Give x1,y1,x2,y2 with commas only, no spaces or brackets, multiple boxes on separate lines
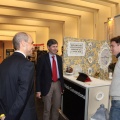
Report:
36,39,64,120
0,32,37,120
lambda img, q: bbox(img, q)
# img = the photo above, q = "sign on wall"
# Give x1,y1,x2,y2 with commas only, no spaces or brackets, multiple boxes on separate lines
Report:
67,42,86,56
6,49,14,58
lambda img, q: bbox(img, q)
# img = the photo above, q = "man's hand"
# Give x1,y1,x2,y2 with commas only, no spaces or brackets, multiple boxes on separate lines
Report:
0,114,5,120
1,116,5,120
61,90,64,95
36,92,42,99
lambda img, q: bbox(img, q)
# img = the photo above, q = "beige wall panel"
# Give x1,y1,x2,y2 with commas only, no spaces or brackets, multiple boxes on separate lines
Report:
0,7,94,38
111,5,117,17
0,6,94,39
0,36,13,41
0,31,35,41
0,0,118,41
0,30,18,36
0,23,62,54
49,22,63,55
64,17,78,38
35,27,49,51
0,23,62,53
98,7,111,40
0,28,36,43
80,12,94,39
0,8,91,38
0,0,97,15
0,7,93,20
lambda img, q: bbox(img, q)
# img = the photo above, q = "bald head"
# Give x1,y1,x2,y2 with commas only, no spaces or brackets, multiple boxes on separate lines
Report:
12,32,29,50
12,32,34,56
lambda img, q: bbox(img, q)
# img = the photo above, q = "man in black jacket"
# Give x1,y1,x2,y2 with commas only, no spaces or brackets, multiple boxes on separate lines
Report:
0,32,37,120
36,39,64,120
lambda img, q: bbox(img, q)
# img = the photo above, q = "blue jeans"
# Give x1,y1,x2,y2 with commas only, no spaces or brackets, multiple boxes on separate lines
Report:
110,100,120,120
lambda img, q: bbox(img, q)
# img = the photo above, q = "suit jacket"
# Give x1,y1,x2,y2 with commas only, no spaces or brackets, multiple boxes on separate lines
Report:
0,52,37,120
36,53,64,96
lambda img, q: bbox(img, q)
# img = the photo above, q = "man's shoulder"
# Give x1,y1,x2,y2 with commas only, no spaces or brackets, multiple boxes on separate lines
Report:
37,53,48,60
56,54,62,60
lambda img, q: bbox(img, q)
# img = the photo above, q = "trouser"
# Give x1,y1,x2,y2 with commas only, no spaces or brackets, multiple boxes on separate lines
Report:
110,100,120,120
42,81,61,120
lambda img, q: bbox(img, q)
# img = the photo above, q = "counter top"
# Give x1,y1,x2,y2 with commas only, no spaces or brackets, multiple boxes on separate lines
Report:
64,74,111,88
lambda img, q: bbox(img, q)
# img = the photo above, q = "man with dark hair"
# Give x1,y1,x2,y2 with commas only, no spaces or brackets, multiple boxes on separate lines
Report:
109,36,120,120
36,39,64,120
0,32,37,120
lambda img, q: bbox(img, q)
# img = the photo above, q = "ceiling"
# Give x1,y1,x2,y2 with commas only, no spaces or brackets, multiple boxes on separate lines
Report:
19,0,120,12
19,0,119,6
0,0,119,18
0,0,119,41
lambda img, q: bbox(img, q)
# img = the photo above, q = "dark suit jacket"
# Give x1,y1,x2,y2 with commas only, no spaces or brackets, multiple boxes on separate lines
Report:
0,52,37,120
36,53,64,96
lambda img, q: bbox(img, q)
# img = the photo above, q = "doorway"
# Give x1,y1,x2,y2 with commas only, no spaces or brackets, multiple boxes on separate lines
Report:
0,41,4,63
0,41,13,63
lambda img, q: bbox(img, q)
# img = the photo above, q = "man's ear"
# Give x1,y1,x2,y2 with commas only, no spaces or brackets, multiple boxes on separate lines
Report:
20,40,26,47
47,46,49,50
118,45,120,51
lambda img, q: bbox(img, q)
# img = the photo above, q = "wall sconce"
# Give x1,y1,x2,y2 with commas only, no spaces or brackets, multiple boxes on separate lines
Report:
108,17,113,21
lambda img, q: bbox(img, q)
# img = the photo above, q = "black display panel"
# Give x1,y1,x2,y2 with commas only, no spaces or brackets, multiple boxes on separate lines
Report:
63,79,86,120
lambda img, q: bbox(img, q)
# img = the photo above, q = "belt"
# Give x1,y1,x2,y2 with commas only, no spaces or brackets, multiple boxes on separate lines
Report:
52,78,60,82
112,96,120,100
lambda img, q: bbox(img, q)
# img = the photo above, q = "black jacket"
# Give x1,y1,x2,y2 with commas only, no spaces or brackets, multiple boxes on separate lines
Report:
0,52,37,120
36,53,64,96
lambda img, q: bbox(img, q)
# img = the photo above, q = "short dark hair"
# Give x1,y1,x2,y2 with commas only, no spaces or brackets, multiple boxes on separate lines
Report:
110,36,120,45
12,32,29,50
47,39,58,47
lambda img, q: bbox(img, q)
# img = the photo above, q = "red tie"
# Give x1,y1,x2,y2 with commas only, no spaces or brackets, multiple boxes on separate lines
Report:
52,56,57,82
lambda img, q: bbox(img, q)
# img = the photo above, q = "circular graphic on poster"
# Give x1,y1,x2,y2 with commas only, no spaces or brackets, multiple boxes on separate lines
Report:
98,42,112,70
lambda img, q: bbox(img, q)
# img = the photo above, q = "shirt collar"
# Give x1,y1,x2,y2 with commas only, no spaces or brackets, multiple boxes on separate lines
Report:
15,50,26,58
49,53,56,58
116,53,120,58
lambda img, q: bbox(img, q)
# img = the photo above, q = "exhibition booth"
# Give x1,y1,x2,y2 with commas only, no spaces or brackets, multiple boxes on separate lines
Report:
62,37,112,120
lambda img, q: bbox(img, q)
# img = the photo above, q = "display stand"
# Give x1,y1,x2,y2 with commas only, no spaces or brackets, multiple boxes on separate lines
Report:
62,75,111,120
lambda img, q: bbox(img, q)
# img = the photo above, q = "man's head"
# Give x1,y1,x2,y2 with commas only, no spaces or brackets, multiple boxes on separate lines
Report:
47,39,58,55
110,36,120,56
13,32,34,56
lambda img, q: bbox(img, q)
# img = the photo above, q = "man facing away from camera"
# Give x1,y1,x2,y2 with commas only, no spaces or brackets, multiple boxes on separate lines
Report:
0,32,37,120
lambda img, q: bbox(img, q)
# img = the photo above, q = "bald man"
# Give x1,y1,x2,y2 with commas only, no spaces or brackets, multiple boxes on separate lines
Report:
0,32,37,120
